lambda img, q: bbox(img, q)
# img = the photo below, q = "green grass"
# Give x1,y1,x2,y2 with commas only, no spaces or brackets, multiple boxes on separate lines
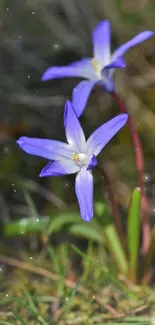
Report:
1,191,153,324
0,242,152,325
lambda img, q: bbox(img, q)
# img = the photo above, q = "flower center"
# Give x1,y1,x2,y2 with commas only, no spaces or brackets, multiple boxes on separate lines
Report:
92,58,102,78
72,152,89,166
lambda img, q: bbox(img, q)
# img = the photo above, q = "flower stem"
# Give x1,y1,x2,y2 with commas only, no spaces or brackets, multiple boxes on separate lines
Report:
111,91,150,256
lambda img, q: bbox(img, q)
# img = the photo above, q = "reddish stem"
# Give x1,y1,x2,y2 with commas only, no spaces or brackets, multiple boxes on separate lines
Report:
111,91,150,255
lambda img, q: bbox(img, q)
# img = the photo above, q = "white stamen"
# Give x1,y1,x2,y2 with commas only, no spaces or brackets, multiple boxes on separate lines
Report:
92,58,102,78
72,152,89,166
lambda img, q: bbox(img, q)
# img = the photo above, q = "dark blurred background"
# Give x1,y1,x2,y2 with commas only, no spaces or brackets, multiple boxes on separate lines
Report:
1,0,155,228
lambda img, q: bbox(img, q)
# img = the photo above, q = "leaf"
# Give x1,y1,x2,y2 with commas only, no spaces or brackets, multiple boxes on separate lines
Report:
22,288,47,325
46,212,81,235
96,323,148,325
72,245,138,300
4,212,81,237
64,281,81,312
143,227,155,282
0,321,15,325
22,287,37,314
48,246,62,276
11,308,27,325
4,216,49,236
95,202,128,276
127,187,141,283
82,241,93,282
0,294,35,315
23,189,38,216
48,246,65,293
69,224,103,242
124,316,150,322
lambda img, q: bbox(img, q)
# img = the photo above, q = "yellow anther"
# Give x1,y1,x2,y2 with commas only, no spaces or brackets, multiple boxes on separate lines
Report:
92,58,101,74
72,152,80,162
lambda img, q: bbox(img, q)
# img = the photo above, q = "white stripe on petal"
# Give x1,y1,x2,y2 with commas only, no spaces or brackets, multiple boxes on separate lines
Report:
92,20,111,67
64,101,87,153
42,58,97,81
17,137,73,160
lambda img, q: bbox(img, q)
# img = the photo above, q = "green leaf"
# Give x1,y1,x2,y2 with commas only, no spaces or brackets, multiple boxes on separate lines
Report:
48,246,65,293
0,294,35,315
143,227,155,282
127,187,141,283
82,241,93,282
48,246,62,276
64,280,81,312
22,288,47,325
4,212,81,237
22,287,37,314
96,323,148,325
95,202,128,276
11,308,27,325
69,224,103,242
0,321,15,325
46,212,81,235
4,216,49,236
23,189,38,216
124,316,150,322
72,245,138,300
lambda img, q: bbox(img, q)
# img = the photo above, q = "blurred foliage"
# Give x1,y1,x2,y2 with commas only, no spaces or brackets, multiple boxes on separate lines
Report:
0,242,154,324
1,0,155,322
1,0,155,224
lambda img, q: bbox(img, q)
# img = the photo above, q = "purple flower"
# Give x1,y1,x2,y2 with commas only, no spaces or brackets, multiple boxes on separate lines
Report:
17,101,128,222
41,20,154,117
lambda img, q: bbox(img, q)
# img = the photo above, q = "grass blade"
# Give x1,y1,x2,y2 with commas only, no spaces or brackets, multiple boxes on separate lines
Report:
0,294,35,315
22,287,37,314
0,320,14,325
72,245,138,300
48,246,62,277
46,212,81,236
95,202,128,275
23,189,38,216
82,241,93,282
11,308,27,325
65,280,81,312
4,216,49,236
142,226,155,283
127,187,141,283
69,224,103,242
48,245,65,293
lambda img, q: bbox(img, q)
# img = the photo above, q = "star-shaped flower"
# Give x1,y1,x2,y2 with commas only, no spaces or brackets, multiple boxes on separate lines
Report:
41,20,154,117
17,101,128,222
